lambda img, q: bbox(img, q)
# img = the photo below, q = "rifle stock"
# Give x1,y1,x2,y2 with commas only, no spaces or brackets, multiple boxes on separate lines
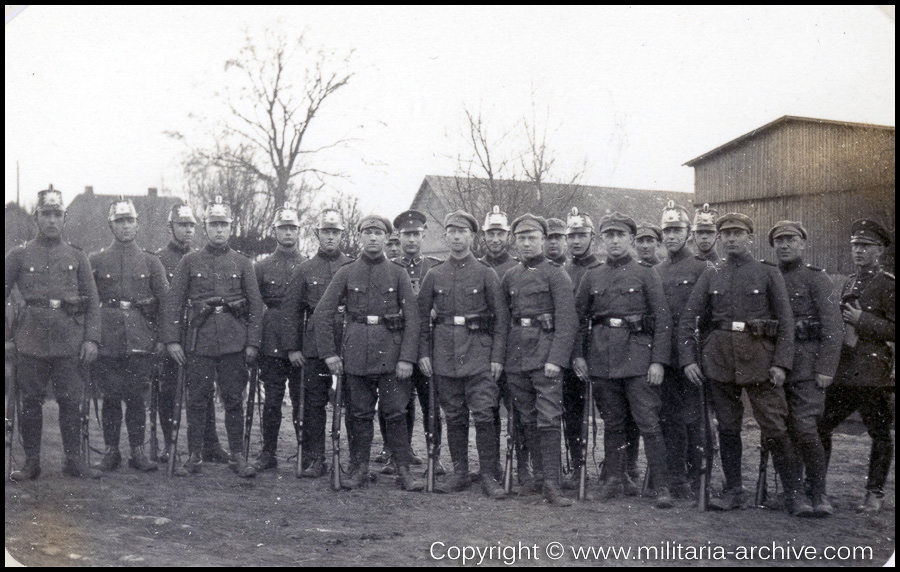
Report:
502,397,515,494
167,301,191,478
148,359,161,463
698,379,712,511
243,364,259,462
6,356,18,482
330,373,344,491
425,373,436,493
81,364,93,463
577,377,592,501
295,311,307,478
755,442,769,507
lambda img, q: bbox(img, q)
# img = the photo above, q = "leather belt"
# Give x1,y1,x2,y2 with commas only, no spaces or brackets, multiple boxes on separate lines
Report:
27,298,63,309
513,318,540,327
101,300,133,310
715,321,747,332
349,314,382,325
434,315,469,326
592,316,627,328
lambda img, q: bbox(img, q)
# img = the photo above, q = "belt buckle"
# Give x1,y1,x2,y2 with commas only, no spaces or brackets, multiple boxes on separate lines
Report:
49,299,61,310
453,316,466,326
609,318,624,328
732,321,746,332
337,305,346,314
214,306,225,314
520,318,532,327
366,315,379,325
119,301,132,310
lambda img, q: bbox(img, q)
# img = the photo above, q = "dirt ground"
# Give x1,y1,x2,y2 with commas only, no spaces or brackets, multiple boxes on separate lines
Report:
5,399,895,567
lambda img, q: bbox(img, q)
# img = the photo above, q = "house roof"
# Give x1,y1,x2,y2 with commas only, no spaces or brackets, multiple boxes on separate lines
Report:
684,115,896,167
65,192,184,254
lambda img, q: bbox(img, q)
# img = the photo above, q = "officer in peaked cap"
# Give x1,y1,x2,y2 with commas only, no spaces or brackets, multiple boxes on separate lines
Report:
572,211,674,508
654,200,709,497
155,203,230,466
678,212,812,516
313,212,425,492
819,218,894,514
766,220,842,517
415,208,509,497
635,223,663,267
383,209,445,474
544,218,568,266
502,212,577,506
89,198,168,473
7,185,103,480
251,204,307,472
283,208,354,477
692,203,721,264
162,195,265,479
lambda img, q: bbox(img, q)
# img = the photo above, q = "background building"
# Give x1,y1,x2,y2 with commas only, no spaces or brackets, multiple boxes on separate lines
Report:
685,116,895,275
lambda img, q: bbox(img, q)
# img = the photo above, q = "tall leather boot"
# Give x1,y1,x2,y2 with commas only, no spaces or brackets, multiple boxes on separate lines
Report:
520,424,543,494
767,436,813,517
796,437,831,517
709,431,744,511
475,422,506,499
644,433,673,508
859,439,893,514
385,417,423,492
599,432,625,502
439,423,470,492
540,428,572,507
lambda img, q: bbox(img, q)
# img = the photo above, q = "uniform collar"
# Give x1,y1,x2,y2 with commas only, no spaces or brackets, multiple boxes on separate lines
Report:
523,253,545,268
108,240,140,253
667,245,691,263
400,254,423,266
272,247,302,260
316,248,343,262
485,251,511,265
726,250,755,266
778,257,804,272
35,235,63,247
204,243,231,255
573,253,598,267
362,253,386,265
448,252,475,268
698,248,720,262
855,264,882,280
549,254,568,266
167,240,191,255
605,252,633,268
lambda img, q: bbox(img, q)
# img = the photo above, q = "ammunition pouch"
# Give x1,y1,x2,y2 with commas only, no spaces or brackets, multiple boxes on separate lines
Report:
748,319,778,339
134,297,159,320
536,313,555,333
465,313,494,333
383,312,404,332
226,298,249,321
795,318,821,341
62,296,89,316
263,298,282,310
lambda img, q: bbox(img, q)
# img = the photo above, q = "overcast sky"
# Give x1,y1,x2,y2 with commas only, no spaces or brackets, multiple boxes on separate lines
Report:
5,6,895,217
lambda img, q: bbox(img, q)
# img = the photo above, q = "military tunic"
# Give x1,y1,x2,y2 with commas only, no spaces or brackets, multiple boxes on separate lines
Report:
158,240,191,286
5,236,101,459
392,254,442,296
480,251,518,282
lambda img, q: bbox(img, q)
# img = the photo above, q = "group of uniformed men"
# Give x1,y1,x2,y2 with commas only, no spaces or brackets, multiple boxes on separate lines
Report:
5,185,894,517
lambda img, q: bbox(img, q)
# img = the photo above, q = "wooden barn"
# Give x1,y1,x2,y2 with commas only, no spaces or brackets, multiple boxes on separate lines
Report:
409,175,694,257
685,116,895,275
64,186,184,255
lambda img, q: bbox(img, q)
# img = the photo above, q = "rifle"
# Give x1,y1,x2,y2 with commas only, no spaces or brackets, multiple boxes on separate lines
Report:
148,357,162,463
167,300,191,478
6,353,18,482
502,396,516,494
243,364,260,462
577,377,592,501
697,379,713,511
425,374,437,493
755,441,770,507
81,363,94,463
330,373,345,491
295,311,308,478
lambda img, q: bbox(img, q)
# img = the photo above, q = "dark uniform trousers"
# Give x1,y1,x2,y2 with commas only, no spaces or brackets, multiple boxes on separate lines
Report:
6,236,102,465
298,358,333,461
258,356,303,454
156,240,222,455
677,251,798,494
94,356,153,450
506,369,563,481
185,353,248,455
818,266,894,497
348,373,414,467
659,367,700,487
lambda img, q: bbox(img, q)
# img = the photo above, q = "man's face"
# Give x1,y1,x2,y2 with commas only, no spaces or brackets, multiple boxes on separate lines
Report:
514,230,544,260
693,229,718,253
720,228,752,257
484,229,510,255
635,236,659,261
274,224,299,248
773,235,806,264
205,221,232,247
316,228,343,254
851,242,883,269
600,229,633,259
662,227,689,255
171,222,196,245
545,234,565,259
444,225,473,254
400,230,423,256
110,217,138,244
566,231,593,258
361,228,387,257
35,210,65,239
387,241,401,259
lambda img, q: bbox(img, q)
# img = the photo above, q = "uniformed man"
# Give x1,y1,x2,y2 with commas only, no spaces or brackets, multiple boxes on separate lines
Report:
818,219,894,514
313,215,423,491
89,199,168,473
692,203,720,264
655,201,709,498
572,212,674,508
6,186,102,480
544,218,568,266
678,213,812,516
163,196,264,478
155,204,229,465
378,209,444,474
417,210,509,498
251,204,307,472
502,214,577,507
767,220,843,517
635,223,662,266
283,209,353,478
480,205,528,483
559,208,601,490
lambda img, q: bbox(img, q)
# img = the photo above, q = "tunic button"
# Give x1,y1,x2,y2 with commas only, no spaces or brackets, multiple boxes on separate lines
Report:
69,265,74,271
753,289,759,294
629,288,635,292
389,288,394,292
29,267,34,272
